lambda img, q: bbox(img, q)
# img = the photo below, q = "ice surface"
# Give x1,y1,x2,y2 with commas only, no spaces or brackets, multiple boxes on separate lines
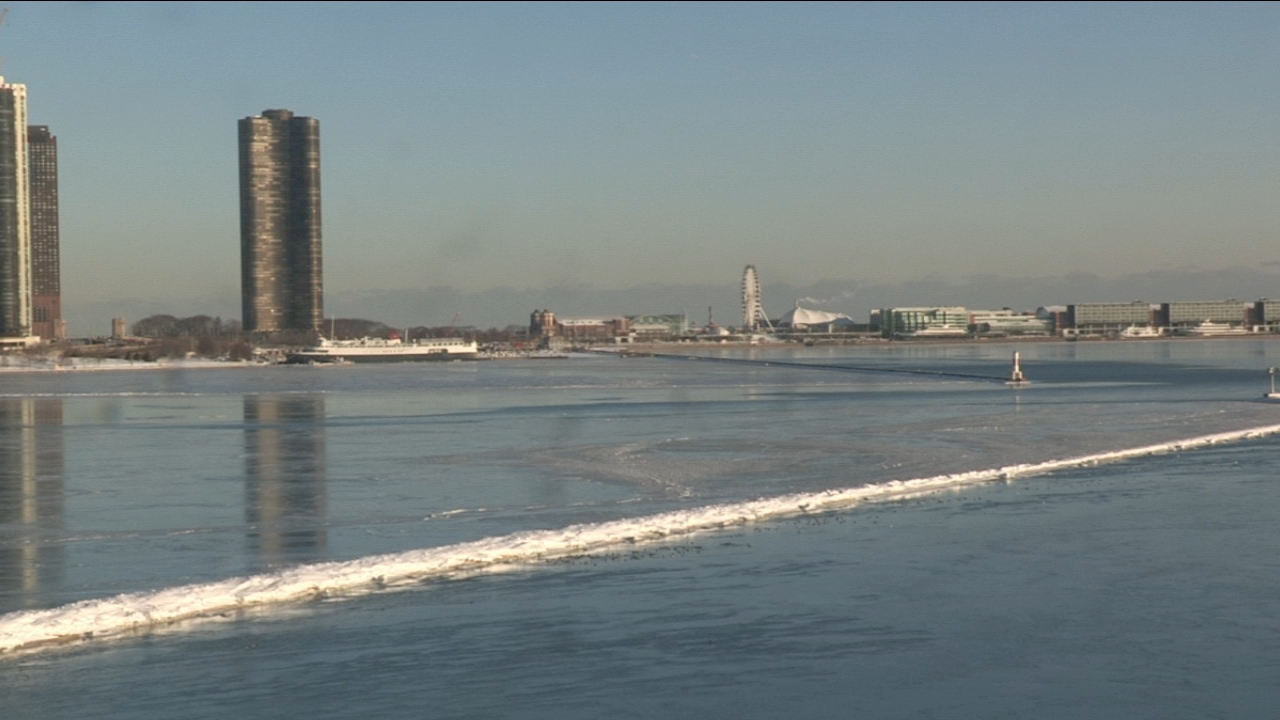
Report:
3,422,1278,655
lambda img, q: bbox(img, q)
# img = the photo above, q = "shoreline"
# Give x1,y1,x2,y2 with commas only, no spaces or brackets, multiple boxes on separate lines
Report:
0,333,1275,374
0,358,261,373
591,333,1280,352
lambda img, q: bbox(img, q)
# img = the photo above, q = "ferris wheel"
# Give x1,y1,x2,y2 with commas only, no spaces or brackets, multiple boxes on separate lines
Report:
741,265,773,331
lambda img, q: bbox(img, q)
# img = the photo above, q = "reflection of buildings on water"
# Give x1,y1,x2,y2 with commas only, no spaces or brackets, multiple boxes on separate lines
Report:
243,395,327,568
0,397,64,610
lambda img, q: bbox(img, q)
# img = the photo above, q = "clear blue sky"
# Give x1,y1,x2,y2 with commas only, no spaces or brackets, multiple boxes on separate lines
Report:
6,1,1280,333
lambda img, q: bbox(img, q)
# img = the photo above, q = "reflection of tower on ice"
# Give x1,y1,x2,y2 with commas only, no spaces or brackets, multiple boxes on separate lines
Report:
741,265,773,331
1007,351,1028,386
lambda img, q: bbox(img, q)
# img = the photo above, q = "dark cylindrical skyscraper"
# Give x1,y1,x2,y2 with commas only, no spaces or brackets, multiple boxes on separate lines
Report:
239,109,323,334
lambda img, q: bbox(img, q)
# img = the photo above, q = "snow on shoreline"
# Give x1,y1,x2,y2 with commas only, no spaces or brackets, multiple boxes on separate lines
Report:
3,422,1279,656
0,356,257,373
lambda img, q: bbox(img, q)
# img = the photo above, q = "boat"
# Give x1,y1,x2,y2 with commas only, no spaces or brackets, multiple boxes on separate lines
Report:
285,334,479,364
903,325,969,338
1181,320,1249,337
1120,325,1163,339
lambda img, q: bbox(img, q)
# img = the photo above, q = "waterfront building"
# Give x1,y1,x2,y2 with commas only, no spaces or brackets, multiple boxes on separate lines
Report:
777,303,855,332
556,317,630,342
1066,302,1157,335
1257,299,1280,331
1246,301,1264,328
969,309,1053,337
28,125,60,340
1036,306,1073,335
879,306,970,338
238,109,323,334
530,309,558,339
971,309,1024,335
626,313,689,341
1157,300,1248,331
0,77,30,341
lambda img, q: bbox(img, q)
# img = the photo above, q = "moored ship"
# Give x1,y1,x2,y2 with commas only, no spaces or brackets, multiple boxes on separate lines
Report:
1120,325,1164,339
286,334,479,364
1180,320,1249,337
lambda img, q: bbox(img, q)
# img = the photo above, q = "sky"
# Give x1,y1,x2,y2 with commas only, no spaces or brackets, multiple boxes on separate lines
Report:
5,1,1280,334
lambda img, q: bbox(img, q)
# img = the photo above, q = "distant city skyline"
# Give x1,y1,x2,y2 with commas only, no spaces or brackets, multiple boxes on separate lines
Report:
2,2,1278,335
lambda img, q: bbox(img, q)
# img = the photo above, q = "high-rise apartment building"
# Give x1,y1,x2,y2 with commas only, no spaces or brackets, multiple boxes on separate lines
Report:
0,77,30,339
238,109,323,334
28,125,60,340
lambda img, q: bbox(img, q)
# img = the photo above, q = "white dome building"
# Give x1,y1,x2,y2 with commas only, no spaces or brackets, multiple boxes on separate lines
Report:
777,302,855,330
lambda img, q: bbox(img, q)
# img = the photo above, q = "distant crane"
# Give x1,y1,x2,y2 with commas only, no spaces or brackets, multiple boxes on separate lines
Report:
447,312,461,335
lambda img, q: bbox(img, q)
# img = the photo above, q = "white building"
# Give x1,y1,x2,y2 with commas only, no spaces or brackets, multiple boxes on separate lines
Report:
879,306,970,338
969,309,1053,336
0,76,31,342
777,303,855,330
